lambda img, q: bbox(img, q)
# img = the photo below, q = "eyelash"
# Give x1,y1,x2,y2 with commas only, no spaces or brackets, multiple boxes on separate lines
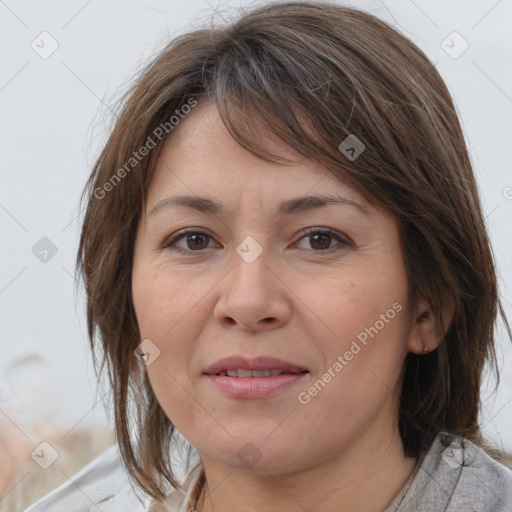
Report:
160,227,349,255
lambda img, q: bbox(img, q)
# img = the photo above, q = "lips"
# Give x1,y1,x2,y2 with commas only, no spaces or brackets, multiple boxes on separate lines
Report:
216,368,304,377
203,356,308,376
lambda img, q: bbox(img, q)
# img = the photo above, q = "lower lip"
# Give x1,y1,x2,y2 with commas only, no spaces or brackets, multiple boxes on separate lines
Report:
204,373,309,398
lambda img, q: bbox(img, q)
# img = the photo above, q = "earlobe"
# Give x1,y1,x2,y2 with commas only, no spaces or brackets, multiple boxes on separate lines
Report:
407,304,435,355
407,299,455,355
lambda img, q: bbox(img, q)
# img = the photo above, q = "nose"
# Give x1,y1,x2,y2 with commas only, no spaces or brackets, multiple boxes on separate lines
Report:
212,243,292,332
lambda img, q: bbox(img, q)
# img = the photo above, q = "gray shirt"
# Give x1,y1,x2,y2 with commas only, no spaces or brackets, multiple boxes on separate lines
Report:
384,432,512,511
24,432,512,511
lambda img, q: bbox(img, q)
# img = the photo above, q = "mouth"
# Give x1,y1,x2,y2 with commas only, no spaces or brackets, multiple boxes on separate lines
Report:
202,356,309,397
212,369,309,377
203,355,308,377
204,369,309,399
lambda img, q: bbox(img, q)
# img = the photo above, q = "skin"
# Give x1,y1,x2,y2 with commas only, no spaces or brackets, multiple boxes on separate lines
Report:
131,100,450,512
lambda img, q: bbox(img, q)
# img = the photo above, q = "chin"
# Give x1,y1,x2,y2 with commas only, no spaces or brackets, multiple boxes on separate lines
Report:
200,436,308,474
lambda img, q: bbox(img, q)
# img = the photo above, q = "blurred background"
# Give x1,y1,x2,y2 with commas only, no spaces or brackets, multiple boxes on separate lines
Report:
1,0,511,509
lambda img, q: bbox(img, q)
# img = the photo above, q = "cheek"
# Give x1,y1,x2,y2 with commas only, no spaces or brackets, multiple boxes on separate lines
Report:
307,265,407,342
146,362,200,434
296,287,408,441
303,266,409,398
131,267,206,404
134,273,205,429
132,264,212,340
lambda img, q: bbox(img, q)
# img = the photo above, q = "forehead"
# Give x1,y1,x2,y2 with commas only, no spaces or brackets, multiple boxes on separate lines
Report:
153,100,308,181
145,101,372,217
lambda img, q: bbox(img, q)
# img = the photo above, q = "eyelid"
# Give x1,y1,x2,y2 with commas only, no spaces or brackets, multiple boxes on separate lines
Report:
297,227,350,252
158,227,216,253
160,226,351,254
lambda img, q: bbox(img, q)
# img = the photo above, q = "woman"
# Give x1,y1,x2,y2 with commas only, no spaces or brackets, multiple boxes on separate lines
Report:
24,1,512,511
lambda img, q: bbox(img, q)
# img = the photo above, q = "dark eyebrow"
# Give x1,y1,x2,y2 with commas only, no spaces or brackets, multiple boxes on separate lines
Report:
149,194,370,217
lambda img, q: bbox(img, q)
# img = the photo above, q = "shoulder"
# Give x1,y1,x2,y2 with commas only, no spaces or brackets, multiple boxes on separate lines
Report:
450,436,512,511
23,445,151,512
398,432,512,512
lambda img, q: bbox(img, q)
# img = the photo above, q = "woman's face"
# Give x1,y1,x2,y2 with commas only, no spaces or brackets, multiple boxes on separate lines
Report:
132,101,423,475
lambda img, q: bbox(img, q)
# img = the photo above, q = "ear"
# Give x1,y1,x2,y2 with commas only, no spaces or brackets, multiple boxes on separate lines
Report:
407,297,455,355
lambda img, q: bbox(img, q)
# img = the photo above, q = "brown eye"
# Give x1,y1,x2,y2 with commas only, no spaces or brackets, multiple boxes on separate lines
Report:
296,228,349,253
182,233,210,250
162,230,214,252
309,232,332,250
162,227,348,255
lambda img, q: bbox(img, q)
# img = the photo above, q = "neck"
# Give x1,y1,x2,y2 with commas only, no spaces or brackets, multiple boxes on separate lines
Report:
194,426,418,512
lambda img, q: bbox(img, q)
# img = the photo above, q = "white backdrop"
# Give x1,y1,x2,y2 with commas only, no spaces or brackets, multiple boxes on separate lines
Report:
1,0,511,453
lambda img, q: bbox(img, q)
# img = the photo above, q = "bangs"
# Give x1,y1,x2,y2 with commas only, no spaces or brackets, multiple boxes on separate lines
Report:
192,19,425,211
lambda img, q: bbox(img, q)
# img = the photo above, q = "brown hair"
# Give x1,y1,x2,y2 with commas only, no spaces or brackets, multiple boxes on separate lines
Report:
76,0,511,502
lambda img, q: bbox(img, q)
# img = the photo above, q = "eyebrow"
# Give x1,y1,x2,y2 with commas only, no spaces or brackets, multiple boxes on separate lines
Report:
149,194,370,218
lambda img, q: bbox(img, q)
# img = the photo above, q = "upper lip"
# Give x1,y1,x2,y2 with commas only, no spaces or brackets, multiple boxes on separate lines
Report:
203,356,308,375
